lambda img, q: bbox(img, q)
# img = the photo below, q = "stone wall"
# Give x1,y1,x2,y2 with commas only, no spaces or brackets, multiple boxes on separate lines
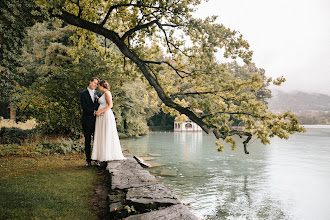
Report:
106,154,198,220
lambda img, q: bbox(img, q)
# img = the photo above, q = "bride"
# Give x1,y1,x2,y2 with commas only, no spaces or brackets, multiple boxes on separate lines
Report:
91,80,126,163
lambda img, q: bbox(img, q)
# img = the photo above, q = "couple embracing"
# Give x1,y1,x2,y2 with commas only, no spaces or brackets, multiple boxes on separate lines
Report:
80,77,126,167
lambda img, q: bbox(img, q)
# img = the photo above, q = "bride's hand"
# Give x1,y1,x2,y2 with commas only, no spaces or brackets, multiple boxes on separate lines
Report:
95,110,102,116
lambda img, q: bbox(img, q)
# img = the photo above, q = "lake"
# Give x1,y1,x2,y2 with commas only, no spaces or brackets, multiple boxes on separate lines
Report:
120,125,330,220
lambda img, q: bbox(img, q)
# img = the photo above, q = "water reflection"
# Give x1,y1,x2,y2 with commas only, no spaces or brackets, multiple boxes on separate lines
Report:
120,127,330,219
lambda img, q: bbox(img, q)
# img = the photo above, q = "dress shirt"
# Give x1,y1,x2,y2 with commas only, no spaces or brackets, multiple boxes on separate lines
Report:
87,87,95,102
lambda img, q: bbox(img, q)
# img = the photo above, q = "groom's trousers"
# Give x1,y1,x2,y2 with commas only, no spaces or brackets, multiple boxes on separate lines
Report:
82,120,95,163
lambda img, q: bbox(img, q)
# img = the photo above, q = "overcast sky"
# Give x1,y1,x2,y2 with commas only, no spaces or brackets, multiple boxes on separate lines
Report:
194,0,330,95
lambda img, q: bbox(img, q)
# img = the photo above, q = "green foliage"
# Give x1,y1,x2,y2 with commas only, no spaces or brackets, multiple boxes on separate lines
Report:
297,113,330,125
147,111,175,130
0,127,38,144
12,20,156,137
37,138,85,155
0,0,42,102
0,137,84,156
0,101,10,119
3,0,305,152
115,80,157,137
226,61,272,104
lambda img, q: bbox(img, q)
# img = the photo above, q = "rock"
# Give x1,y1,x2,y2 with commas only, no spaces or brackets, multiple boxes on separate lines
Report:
126,184,180,210
133,156,151,168
148,153,162,157
106,154,197,219
124,204,198,220
110,167,158,190
147,162,164,167
139,156,155,161
160,169,177,176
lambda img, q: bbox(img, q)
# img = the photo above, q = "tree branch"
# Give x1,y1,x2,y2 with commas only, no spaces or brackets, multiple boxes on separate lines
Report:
68,0,82,17
145,63,159,81
201,111,267,120
100,4,131,26
173,91,217,95
53,9,254,151
121,20,158,40
100,3,175,27
155,20,172,53
144,60,188,78
242,134,252,154
169,42,192,57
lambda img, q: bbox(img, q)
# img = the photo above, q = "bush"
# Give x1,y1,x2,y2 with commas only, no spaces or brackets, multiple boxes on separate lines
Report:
37,138,84,155
0,137,84,156
0,127,38,144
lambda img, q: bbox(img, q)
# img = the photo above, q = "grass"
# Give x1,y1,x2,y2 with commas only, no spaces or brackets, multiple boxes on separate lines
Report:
0,153,101,219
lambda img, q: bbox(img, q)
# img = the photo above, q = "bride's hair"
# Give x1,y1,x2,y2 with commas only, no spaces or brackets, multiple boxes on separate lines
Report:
99,80,110,90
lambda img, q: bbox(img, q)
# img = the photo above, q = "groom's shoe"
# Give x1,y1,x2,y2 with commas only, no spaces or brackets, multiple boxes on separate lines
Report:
85,161,91,167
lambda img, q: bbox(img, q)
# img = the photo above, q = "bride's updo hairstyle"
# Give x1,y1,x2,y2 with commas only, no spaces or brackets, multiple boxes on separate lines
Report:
99,80,110,90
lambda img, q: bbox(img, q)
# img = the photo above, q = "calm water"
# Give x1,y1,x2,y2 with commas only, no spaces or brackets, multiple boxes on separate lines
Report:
120,125,330,220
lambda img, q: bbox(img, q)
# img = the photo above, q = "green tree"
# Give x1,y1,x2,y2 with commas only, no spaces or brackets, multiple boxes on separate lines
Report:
226,61,272,104
14,20,155,137
0,0,42,102
8,0,305,153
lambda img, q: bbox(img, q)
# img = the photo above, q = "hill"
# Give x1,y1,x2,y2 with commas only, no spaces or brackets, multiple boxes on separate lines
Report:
268,91,330,113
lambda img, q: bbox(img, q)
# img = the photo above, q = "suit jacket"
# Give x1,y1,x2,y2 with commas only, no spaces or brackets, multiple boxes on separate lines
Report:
80,89,102,127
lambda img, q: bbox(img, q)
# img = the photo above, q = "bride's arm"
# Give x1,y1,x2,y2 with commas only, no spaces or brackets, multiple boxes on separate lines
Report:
95,91,112,115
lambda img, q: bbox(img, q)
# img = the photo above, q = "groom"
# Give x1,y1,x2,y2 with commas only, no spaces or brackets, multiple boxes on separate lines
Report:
80,77,102,167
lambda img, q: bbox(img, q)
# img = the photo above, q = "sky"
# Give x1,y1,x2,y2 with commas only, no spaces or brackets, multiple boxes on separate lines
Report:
194,0,330,95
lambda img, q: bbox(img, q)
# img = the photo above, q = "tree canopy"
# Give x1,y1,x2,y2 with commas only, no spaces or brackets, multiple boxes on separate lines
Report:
10,20,156,137
0,0,42,101
1,0,305,153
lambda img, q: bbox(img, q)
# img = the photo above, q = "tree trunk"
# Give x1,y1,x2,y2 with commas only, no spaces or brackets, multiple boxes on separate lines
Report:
10,103,16,123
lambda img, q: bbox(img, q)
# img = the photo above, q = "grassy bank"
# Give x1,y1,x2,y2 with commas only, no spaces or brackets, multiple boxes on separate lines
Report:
0,153,102,219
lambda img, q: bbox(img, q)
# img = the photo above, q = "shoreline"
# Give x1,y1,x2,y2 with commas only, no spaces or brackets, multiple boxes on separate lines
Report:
105,154,198,219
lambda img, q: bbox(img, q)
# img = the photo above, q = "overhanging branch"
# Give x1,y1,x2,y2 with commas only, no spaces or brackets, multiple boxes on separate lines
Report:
144,60,188,78
100,3,175,27
201,111,267,119
53,9,255,153
121,20,158,40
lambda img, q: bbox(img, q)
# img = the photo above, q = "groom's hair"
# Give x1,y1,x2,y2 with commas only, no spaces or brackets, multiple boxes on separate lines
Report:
90,77,100,83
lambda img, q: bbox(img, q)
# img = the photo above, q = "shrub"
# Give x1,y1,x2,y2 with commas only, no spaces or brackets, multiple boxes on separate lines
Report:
37,138,84,155
0,137,84,156
0,127,38,144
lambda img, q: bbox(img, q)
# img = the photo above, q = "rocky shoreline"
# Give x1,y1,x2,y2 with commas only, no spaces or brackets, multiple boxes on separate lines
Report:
106,154,198,219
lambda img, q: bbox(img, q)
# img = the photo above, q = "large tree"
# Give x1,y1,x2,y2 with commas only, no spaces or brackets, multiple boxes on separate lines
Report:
0,0,42,102
12,20,155,137
10,0,305,153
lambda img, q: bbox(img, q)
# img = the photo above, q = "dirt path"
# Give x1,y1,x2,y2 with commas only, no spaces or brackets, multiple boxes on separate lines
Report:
90,167,109,220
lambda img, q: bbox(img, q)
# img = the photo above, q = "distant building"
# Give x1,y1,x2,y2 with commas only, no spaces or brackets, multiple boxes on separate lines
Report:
174,120,202,132
174,109,203,132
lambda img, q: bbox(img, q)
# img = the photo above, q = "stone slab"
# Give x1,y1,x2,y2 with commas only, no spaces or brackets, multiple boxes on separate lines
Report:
126,184,180,210
107,156,141,171
159,169,177,176
106,154,198,219
107,155,158,190
133,156,151,168
124,204,198,220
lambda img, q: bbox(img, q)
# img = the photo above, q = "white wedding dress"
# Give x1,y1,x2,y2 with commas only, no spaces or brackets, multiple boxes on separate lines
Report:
92,91,126,161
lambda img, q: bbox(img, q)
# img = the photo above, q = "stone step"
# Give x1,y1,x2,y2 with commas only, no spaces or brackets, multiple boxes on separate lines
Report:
124,204,198,220
106,154,198,219
126,183,180,210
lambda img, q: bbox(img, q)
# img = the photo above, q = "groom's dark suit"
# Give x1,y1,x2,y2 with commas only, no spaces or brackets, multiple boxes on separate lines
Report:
80,89,102,164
